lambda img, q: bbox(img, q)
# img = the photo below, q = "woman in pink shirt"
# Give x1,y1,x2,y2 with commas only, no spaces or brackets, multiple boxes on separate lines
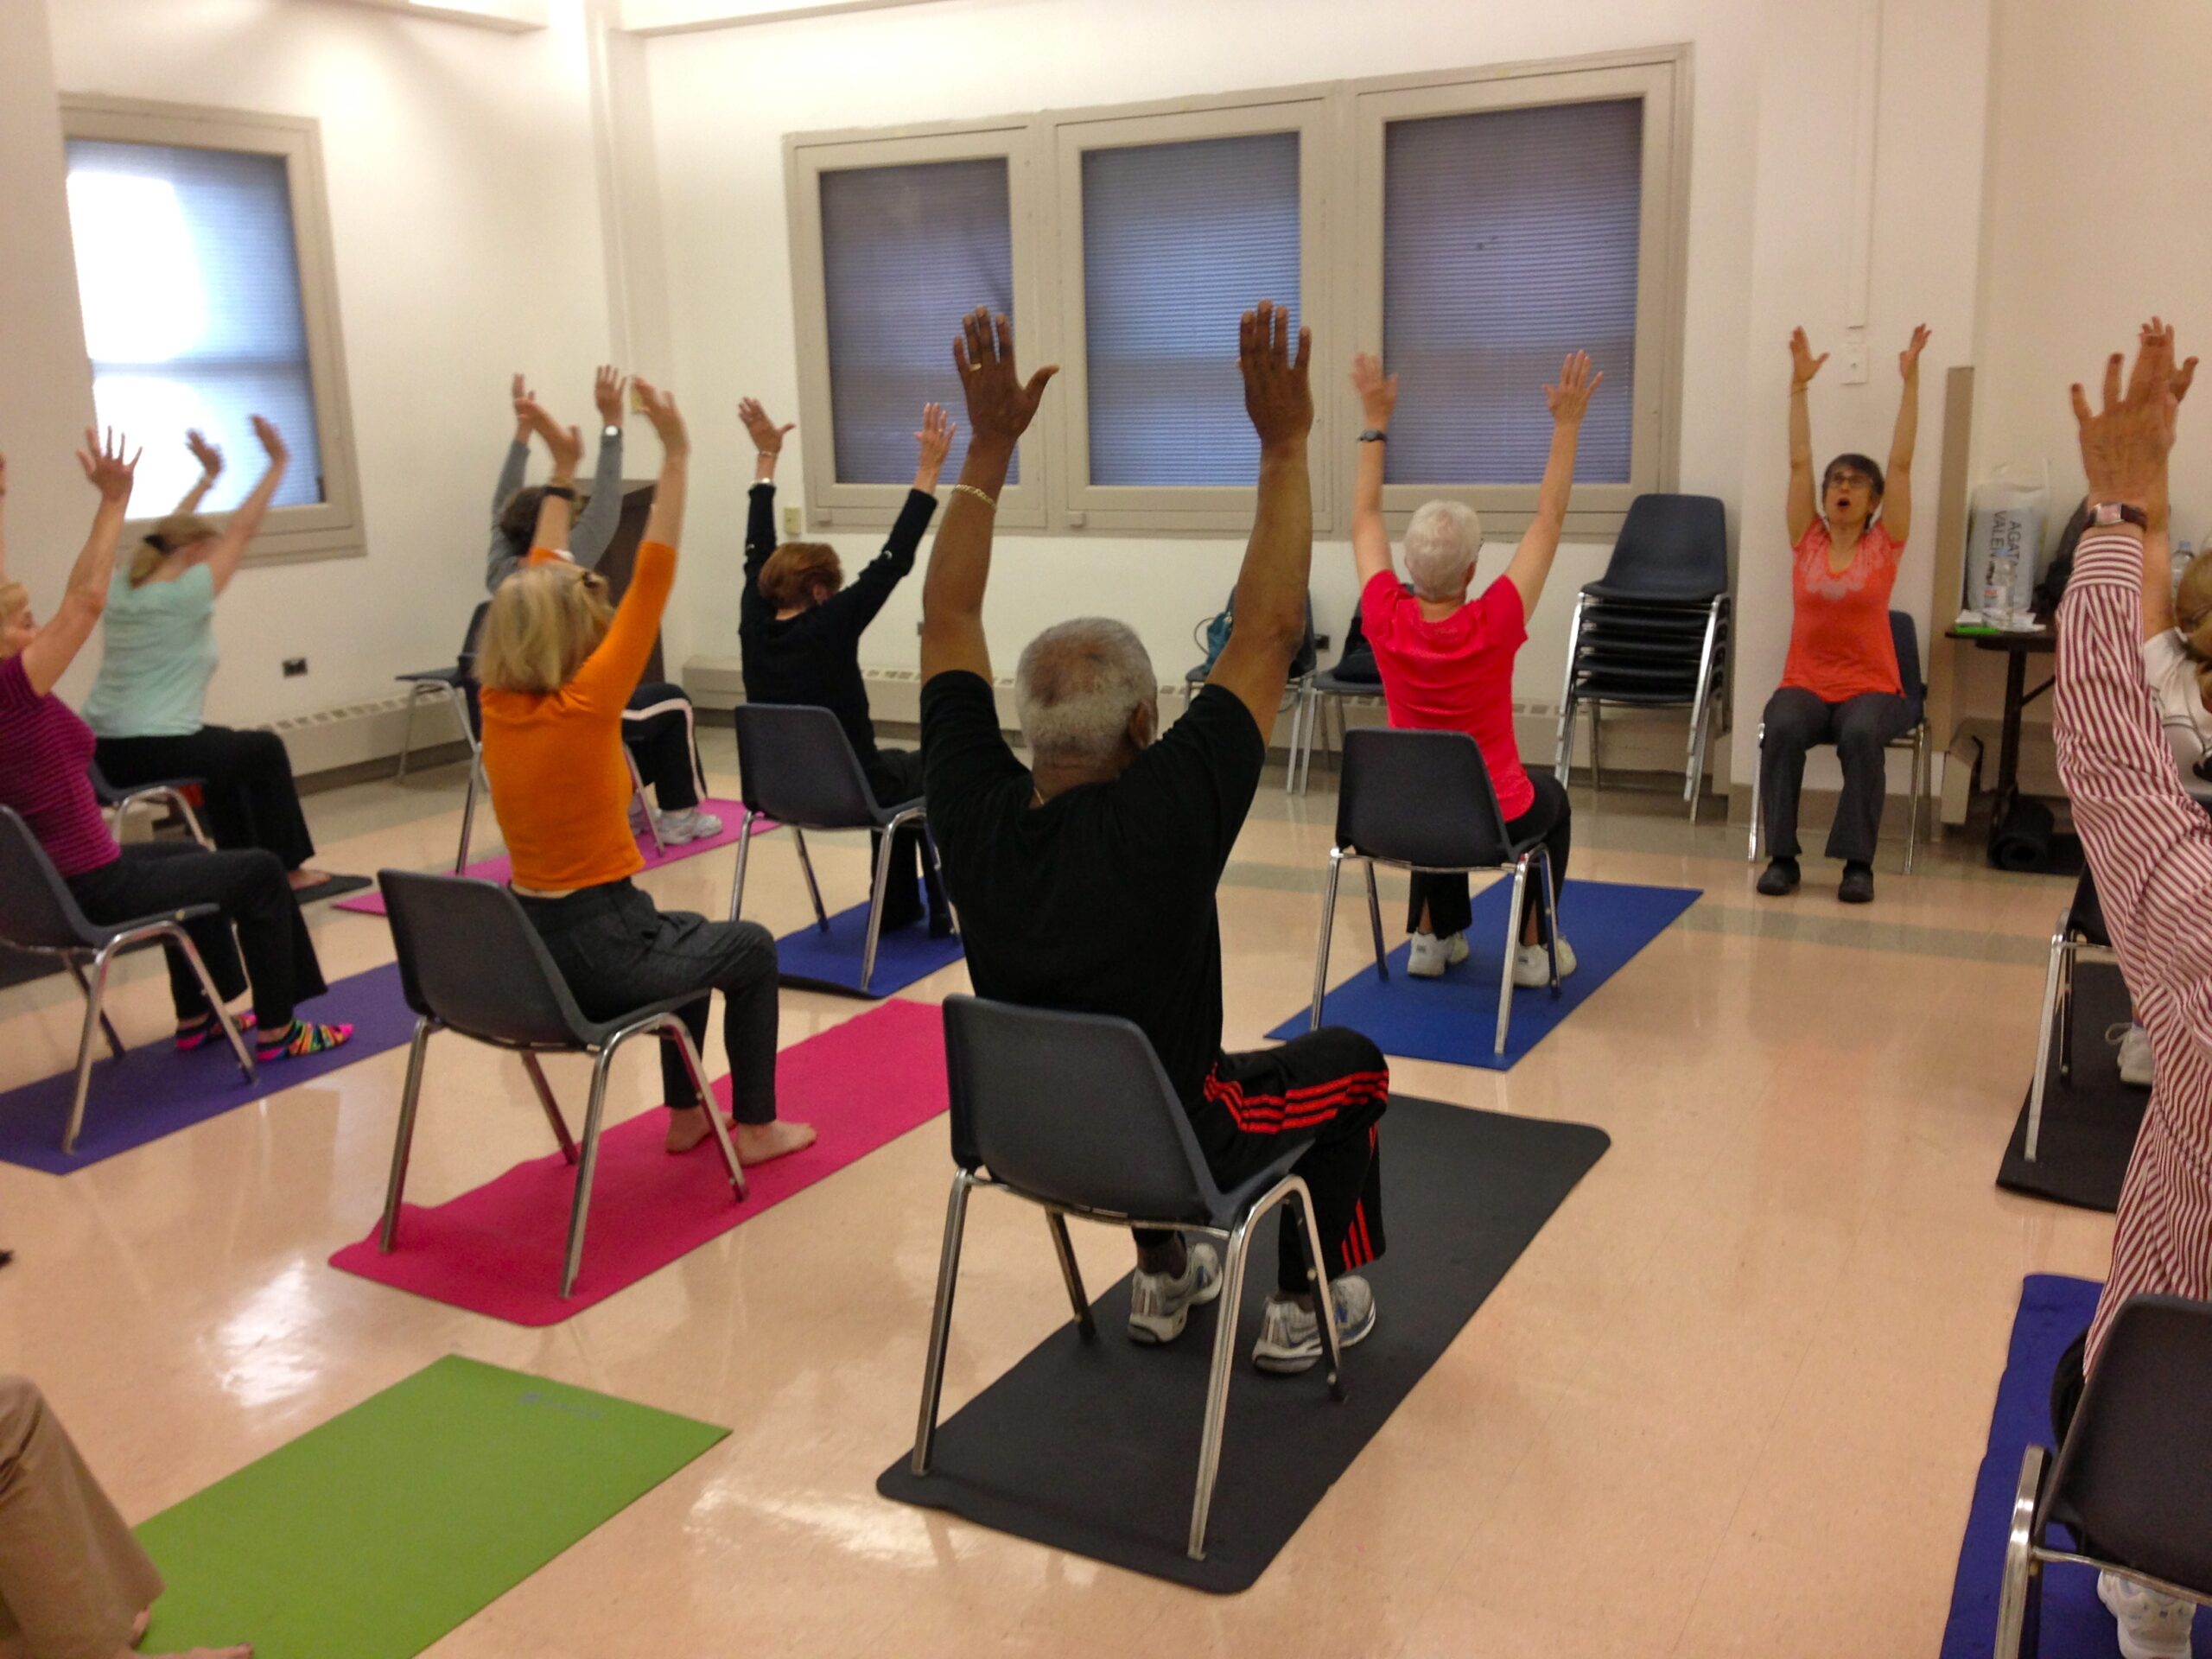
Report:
1348,348,1601,982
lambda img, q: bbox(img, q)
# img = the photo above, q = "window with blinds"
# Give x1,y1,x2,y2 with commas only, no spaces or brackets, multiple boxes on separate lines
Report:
64,138,327,513
1381,99,1643,486
1079,131,1301,486
820,157,1019,486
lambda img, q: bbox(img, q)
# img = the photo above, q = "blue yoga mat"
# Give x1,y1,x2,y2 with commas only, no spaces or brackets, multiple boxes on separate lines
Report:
0,961,418,1173
1941,1274,2209,1657
1268,877,1700,1069
773,893,965,999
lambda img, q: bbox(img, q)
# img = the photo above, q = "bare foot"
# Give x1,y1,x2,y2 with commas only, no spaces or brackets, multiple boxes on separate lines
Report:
664,1107,712,1154
287,868,333,891
734,1119,816,1165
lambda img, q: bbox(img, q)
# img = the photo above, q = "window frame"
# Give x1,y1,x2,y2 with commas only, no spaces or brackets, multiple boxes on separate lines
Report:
60,95,366,567
784,122,1049,533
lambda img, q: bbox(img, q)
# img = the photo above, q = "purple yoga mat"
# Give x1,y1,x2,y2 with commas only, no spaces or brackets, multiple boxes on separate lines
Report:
0,961,419,1174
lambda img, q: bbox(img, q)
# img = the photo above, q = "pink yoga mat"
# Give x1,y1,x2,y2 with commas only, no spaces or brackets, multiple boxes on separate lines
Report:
335,799,774,916
328,996,946,1325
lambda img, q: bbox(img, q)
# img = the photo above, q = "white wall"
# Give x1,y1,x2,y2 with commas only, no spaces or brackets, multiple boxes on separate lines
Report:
32,0,621,723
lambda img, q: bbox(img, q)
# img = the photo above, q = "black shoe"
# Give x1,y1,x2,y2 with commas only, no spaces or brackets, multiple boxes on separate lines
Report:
1838,861,1875,904
1756,856,1801,897
927,909,957,940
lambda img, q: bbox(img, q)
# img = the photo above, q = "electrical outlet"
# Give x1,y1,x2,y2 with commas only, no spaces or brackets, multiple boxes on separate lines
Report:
783,505,801,537
282,658,308,678
1839,337,1871,385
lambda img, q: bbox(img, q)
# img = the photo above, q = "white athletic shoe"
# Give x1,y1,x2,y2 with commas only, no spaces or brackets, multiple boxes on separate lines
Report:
1252,1274,1376,1374
2111,1021,2156,1089
1407,931,1467,978
1127,1240,1223,1344
654,807,723,846
2099,1572,2197,1659
1512,935,1578,988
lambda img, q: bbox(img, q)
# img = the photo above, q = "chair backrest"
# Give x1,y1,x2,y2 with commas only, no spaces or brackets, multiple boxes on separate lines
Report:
1200,589,1319,681
1888,609,1926,724
457,601,491,677
732,703,885,826
942,995,1228,1224
1598,493,1729,600
1336,728,1516,869
2045,1294,2212,1593
378,868,594,1048
0,809,103,952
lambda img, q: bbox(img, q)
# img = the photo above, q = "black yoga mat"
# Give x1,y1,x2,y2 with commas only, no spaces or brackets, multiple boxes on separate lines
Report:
292,872,375,907
1997,959,2146,1211
876,1095,1610,1592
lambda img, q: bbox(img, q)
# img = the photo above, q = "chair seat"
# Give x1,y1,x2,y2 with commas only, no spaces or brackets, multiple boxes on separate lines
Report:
448,985,712,1054
1311,668,1384,696
88,772,204,808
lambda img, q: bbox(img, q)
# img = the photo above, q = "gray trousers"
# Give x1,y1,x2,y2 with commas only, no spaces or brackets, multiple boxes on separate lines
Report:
1759,686,1912,865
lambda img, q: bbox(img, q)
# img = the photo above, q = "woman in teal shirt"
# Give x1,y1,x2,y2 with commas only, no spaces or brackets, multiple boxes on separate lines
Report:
86,421,327,887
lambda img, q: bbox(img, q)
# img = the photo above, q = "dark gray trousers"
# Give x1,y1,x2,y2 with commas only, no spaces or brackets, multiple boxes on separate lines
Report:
1758,687,1912,865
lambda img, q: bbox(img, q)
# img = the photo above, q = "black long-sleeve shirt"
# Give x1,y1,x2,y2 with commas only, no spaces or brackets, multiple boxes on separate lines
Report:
738,481,938,775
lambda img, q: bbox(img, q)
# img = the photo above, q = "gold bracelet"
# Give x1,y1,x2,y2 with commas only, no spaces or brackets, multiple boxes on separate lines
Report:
950,482,997,512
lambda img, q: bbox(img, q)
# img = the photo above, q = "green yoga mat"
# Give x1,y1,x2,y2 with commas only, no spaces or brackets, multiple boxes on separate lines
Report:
136,1355,728,1657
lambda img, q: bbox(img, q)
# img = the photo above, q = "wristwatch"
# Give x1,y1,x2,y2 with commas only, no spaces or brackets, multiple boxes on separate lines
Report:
603,423,621,441
2088,502,2149,529
1357,429,1388,444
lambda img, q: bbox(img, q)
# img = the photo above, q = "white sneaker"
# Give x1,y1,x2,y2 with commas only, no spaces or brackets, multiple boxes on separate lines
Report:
1252,1274,1377,1374
1128,1241,1222,1344
2111,1021,2156,1089
2099,1572,2198,1659
1406,931,1468,978
1512,935,1578,988
654,807,723,846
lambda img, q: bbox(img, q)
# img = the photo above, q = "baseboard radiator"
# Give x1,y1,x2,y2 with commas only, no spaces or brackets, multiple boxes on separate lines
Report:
260,691,469,781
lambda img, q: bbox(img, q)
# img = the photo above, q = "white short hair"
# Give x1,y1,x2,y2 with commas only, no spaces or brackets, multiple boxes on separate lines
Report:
1015,618,1158,767
1402,499,1484,601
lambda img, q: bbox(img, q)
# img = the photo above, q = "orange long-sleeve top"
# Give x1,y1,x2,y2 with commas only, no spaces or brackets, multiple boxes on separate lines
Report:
480,541,673,893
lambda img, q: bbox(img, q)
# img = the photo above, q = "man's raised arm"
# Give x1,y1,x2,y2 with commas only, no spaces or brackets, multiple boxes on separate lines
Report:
1206,300,1315,735
919,308,1057,686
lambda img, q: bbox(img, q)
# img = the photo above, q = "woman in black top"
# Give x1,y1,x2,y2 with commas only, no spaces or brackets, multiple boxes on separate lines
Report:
737,397,952,932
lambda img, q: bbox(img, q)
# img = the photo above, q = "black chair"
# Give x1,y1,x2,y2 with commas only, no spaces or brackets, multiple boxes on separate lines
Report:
1552,493,1731,821
728,704,949,995
1746,610,1932,875
88,762,210,849
374,868,747,1298
909,995,1350,1562
0,808,253,1154
2023,869,2115,1163
395,601,489,781
1311,728,1560,1056
1995,1294,2212,1655
1289,601,1388,792
1185,592,1319,795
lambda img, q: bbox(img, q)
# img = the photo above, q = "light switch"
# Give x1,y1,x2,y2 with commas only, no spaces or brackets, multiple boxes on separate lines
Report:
782,505,801,537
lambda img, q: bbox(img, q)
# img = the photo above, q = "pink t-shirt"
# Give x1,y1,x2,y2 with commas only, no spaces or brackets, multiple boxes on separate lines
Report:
0,655,120,878
1360,569,1535,819
1782,519,1904,703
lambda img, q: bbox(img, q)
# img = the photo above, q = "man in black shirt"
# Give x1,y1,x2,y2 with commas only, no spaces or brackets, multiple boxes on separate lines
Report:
918,302,1389,1374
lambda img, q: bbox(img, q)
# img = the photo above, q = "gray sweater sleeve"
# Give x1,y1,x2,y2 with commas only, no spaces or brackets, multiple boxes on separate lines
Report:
569,429,626,570
485,439,531,592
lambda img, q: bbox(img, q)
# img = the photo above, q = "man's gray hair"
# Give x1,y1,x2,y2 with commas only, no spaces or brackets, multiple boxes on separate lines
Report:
1014,618,1159,767
1402,499,1485,601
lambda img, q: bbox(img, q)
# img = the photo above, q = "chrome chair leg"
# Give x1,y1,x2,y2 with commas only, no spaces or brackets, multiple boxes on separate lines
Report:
1553,596,1586,786
1363,859,1388,981
792,829,830,931
1537,849,1561,994
61,950,113,1155
1045,1211,1095,1338
626,748,665,856
170,927,257,1084
454,755,483,874
2056,937,2079,1082
1188,1210,1253,1560
912,1167,976,1475
378,1017,435,1249
396,683,424,780
728,809,759,922
63,958,125,1059
1496,861,1530,1057
1590,702,1605,789
664,1014,746,1201
1904,724,1929,875
860,814,906,994
560,1042,623,1298
519,1050,578,1164
2025,919,2069,1162
1748,722,1766,862
1310,849,1344,1032
1993,1445,2048,1659
1277,1176,1346,1400
923,825,958,937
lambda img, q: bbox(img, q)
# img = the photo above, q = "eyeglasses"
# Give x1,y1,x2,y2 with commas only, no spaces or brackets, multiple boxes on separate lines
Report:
1827,471,1875,489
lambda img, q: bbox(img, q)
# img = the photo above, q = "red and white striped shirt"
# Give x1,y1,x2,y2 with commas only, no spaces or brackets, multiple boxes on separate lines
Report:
2053,529,2212,1369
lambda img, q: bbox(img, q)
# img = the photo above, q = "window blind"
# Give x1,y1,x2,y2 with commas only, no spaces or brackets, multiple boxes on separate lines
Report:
65,139,326,513
1381,99,1641,486
820,158,1018,486
1080,130,1300,487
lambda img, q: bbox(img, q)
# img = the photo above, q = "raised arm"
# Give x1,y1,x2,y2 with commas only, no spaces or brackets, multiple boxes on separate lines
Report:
491,373,532,521
921,308,1057,685
1786,327,1827,545
194,417,287,595
568,381,688,714
1503,351,1602,614
819,403,952,639
568,365,628,569
736,397,794,636
1883,325,1930,546
1205,300,1315,736
20,429,139,696
523,401,584,556
2142,335,2197,639
175,429,223,514
1348,353,1395,590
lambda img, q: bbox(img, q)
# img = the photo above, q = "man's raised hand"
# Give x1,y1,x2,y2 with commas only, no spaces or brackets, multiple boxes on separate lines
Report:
1240,300,1312,451
952,308,1057,450
2071,317,2181,509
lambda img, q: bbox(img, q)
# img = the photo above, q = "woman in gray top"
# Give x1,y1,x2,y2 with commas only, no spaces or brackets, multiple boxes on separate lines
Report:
485,369,720,844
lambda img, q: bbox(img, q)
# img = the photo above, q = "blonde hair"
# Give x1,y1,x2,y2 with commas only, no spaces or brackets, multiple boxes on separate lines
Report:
2177,547,2212,711
128,513,219,586
476,563,614,696
0,581,28,659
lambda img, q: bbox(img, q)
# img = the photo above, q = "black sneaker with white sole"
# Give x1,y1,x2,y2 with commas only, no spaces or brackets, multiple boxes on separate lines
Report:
1127,1241,1224,1344
1251,1274,1376,1374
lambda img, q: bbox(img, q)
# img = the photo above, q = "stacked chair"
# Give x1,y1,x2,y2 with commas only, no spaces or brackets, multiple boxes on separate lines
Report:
1551,493,1730,823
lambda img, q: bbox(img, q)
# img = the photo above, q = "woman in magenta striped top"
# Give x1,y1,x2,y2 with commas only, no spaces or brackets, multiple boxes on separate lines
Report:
0,431,347,1063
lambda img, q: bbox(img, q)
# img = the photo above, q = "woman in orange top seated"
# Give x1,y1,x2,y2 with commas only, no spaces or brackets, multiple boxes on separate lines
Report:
476,383,813,1162
1757,324,1929,906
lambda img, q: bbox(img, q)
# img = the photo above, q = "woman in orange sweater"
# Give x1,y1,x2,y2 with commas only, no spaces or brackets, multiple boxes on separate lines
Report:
476,382,812,1161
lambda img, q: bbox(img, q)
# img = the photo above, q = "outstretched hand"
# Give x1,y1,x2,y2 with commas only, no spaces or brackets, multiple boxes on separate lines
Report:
518,398,583,477
1898,324,1932,381
914,402,956,474
251,416,288,467
2144,318,2200,406
77,427,140,505
2071,317,2182,509
634,378,689,460
594,365,628,425
186,429,224,479
952,308,1057,449
1789,327,1828,388
1545,351,1603,423
1350,353,1396,428
737,397,794,456
1240,300,1312,449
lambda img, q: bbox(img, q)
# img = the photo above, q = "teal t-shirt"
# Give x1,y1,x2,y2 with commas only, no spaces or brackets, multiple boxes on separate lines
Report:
83,563,219,739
